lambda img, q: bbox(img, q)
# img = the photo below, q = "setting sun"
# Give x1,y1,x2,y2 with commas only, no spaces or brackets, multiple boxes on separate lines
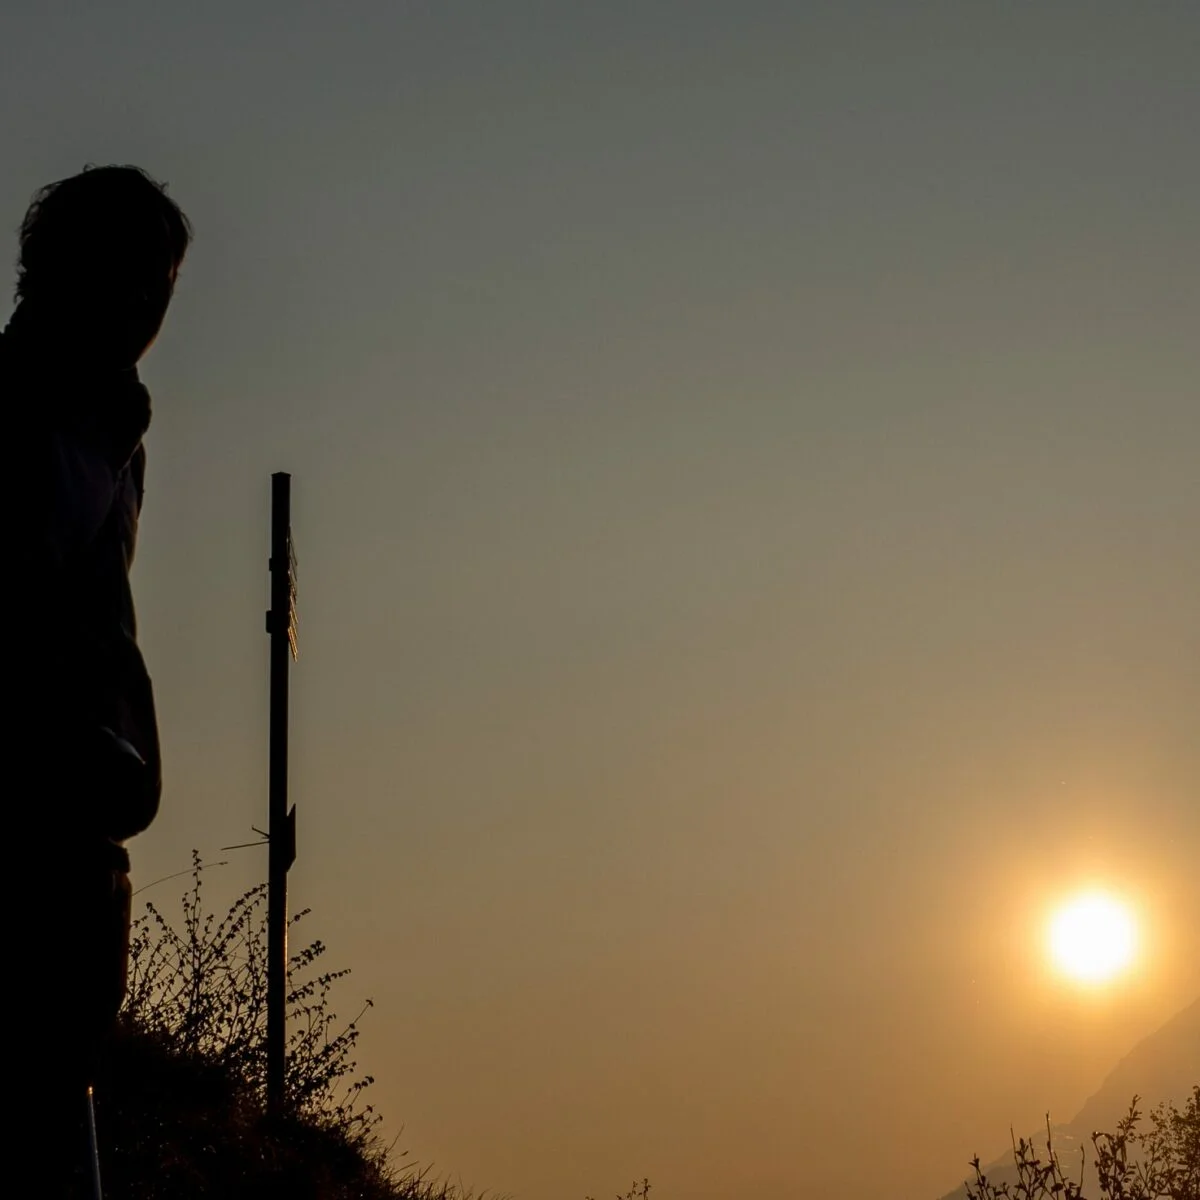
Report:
1048,892,1137,984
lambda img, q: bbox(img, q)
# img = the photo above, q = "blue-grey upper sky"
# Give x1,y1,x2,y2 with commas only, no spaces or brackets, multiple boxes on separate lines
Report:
3,4,1198,1197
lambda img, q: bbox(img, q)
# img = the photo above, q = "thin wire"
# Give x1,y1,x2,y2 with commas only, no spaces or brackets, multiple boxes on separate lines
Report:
220,826,270,851
131,859,230,896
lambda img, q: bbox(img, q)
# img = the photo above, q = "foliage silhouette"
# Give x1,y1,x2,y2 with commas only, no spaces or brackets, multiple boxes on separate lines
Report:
125,851,375,1138
104,853,484,1199
585,1180,651,1200
964,1088,1199,1200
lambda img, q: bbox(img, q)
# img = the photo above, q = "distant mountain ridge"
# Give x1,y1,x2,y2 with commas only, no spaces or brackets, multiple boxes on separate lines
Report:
938,999,1199,1199
1067,998,1199,1136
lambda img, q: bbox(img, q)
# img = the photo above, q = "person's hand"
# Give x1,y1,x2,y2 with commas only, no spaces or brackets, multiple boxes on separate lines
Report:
66,724,153,841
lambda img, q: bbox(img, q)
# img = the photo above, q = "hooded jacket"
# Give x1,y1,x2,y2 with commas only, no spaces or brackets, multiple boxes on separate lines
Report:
3,316,162,845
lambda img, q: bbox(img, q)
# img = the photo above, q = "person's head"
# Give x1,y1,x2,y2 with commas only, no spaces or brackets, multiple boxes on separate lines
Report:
15,164,192,368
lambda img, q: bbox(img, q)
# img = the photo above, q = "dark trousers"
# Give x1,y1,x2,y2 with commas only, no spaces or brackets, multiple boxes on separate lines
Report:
9,840,132,1196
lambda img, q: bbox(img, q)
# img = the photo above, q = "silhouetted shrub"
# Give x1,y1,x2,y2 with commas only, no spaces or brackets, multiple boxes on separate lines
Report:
965,1088,1199,1200
125,852,375,1141
103,854,481,1199
585,1180,651,1200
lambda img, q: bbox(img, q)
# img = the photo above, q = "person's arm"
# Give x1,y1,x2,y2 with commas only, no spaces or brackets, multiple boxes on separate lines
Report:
40,374,150,568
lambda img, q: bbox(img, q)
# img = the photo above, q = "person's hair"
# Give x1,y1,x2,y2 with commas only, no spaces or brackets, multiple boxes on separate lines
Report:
14,164,192,302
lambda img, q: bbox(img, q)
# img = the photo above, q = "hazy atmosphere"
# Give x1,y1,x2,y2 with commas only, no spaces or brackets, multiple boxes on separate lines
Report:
4,4,1197,1197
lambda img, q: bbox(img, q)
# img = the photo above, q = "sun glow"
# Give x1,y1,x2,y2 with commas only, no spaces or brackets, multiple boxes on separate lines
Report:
1048,892,1137,984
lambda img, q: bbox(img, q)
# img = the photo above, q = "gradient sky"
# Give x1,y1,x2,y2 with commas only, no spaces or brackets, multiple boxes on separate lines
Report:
3,4,1198,1197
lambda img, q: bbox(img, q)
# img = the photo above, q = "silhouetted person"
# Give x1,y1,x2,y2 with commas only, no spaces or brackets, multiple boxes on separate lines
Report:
2,164,191,1194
